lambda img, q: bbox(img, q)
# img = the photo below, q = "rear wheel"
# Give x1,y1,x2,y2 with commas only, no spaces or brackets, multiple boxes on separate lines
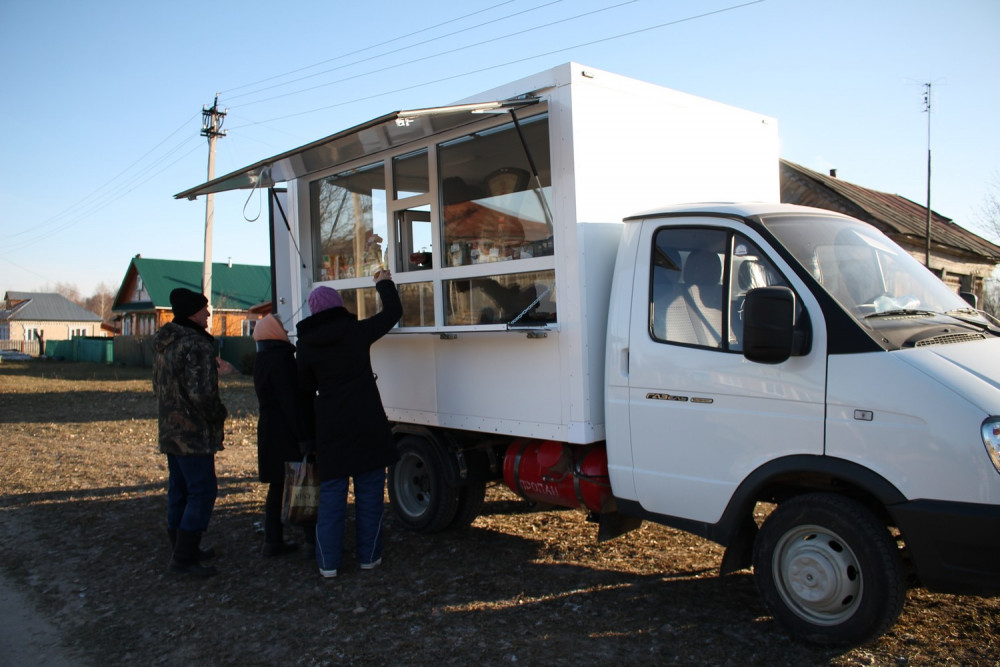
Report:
752,493,905,646
388,436,459,533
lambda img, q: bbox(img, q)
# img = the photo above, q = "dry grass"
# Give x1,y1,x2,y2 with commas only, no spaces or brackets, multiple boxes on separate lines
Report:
0,360,997,666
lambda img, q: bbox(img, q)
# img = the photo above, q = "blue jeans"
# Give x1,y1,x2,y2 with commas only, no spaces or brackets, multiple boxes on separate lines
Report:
166,454,218,533
315,468,386,571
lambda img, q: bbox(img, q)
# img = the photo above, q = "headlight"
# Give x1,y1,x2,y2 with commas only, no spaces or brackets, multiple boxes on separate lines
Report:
984,417,1000,473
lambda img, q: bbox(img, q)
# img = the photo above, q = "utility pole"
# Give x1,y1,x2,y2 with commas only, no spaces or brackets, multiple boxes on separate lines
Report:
923,83,932,268
201,95,227,332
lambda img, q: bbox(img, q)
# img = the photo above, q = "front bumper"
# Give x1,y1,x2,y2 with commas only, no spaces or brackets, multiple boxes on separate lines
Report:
891,499,1000,596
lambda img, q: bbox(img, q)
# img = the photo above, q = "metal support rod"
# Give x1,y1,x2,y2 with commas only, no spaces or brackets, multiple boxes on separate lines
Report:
924,83,932,268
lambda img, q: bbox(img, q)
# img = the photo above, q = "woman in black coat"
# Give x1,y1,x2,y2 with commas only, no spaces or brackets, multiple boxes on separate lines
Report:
296,270,402,578
252,314,313,557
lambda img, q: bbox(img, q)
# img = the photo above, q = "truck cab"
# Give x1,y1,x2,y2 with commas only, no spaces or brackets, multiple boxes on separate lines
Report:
606,202,1000,644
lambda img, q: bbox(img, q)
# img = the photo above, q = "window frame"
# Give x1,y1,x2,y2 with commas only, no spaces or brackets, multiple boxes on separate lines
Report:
304,106,555,333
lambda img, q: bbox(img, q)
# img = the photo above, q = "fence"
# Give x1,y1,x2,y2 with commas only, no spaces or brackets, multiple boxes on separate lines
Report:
112,335,255,374
0,340,42,356
1,335,255,374
45,337,114,363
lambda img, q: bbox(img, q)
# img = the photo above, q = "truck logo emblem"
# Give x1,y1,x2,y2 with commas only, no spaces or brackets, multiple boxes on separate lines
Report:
646,393,688,402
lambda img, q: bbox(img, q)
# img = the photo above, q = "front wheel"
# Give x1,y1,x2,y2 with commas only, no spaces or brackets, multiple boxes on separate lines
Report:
388,436,459,533
752,493,905,646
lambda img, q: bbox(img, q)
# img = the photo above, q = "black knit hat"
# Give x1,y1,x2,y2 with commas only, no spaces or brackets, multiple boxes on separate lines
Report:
170,288,208,319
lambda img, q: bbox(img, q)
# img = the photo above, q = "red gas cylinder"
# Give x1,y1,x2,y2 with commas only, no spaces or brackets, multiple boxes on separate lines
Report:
502,439,611,512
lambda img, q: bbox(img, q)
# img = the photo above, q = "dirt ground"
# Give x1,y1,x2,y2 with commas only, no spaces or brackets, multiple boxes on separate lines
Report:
0,360,997,666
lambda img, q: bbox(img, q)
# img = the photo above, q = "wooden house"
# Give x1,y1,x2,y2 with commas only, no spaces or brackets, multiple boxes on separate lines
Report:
781,159,1000,306
111,256,271,337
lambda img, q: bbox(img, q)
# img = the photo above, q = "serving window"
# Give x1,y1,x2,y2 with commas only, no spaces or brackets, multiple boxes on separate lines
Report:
444,270,555,326
438,114,553,268
308,108,557,331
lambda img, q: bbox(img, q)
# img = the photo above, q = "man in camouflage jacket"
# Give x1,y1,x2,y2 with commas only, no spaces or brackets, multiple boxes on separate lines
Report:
152,288,228,577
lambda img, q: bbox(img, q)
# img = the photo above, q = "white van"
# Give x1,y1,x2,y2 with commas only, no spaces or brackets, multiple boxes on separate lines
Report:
604,202,1000,644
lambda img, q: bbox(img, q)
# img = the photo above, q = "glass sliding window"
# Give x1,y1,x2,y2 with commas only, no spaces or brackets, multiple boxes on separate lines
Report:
338,283,432,328
438,114,553,267
398,282,434,327
311,162,387,281
444,269,555,326
338,287,378,321
395,205,433,272
393,149,429,199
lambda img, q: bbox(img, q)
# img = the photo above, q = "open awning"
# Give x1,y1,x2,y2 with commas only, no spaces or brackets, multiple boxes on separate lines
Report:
174,98,540,201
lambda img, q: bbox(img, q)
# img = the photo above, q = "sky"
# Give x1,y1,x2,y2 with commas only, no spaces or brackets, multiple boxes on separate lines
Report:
1,0,998,298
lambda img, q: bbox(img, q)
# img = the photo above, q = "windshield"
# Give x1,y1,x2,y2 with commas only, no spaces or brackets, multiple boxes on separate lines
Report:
761,213,986,323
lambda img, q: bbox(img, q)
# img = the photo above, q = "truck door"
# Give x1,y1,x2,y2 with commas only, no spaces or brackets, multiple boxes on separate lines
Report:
627,221,827,524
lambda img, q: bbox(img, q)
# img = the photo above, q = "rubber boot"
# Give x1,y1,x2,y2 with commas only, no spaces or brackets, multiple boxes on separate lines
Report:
167,528,215,561
169,530,218,577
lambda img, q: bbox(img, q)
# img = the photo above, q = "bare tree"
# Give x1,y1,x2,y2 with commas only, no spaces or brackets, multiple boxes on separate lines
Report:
975,174,1000,318
975,173,1000,243
84,282,116,322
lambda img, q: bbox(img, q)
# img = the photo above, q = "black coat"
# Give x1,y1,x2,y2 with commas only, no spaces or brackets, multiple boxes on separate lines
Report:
296,280,403,481
253,339,309,483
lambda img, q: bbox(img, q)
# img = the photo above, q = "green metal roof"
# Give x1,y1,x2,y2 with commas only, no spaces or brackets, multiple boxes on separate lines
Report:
111,257,271,312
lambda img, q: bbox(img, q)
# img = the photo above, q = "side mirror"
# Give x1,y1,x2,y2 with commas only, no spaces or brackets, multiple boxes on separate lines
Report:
743,286,797,364
959,291,978,308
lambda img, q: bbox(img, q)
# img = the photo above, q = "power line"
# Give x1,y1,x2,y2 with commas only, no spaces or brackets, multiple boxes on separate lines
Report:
224,0,564,104
228,0,764,127
221,0,523,96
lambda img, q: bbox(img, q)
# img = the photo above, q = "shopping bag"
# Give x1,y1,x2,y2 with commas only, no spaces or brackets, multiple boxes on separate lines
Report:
281,456,319,525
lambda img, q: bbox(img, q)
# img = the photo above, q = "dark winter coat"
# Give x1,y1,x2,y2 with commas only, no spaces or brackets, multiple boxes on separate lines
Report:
151,319,227,456
253,339,310,483
295,280,403,481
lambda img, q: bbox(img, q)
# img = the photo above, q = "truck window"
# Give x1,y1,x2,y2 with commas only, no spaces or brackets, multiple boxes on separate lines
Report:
338,282,434,328
650,228,788,350
444,270,555,326
438,114,553,268
393,148,429,199
395,206,433,272
311,161,387,281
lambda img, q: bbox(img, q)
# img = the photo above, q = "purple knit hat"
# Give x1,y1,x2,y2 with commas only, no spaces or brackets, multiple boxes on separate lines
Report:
308,286,344,314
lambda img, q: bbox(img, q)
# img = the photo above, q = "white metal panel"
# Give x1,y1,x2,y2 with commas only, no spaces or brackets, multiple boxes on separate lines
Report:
567,66,779,224
374,330,572,441
827,345,1000,504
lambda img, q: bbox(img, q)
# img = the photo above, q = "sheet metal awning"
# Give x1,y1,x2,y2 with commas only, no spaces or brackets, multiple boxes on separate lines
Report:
174,98,540,201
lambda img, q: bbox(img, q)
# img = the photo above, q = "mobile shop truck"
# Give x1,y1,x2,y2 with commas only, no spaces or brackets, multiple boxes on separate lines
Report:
177,64,1000,645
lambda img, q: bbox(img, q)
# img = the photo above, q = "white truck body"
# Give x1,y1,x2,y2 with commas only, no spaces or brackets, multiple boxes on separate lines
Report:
176,64,1000,647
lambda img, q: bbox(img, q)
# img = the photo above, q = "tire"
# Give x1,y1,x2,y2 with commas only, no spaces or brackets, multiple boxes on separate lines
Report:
448,449,489,529
450,478,486,529
752,493,905,646
388,436,459,533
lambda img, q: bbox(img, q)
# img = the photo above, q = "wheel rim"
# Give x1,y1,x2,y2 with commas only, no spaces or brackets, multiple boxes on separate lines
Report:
772,523,863,626
393,451,431,518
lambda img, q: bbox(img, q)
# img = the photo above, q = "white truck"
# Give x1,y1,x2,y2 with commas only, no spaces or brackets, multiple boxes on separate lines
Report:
177,64,1000,646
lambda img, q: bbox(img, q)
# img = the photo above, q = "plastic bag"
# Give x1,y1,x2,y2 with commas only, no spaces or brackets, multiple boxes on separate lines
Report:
281,456,319,525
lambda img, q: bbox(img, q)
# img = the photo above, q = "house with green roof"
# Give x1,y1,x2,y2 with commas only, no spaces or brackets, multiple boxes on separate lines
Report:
112,255,271,337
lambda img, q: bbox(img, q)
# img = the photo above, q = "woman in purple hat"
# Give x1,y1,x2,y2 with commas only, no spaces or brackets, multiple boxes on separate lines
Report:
295,269,402,578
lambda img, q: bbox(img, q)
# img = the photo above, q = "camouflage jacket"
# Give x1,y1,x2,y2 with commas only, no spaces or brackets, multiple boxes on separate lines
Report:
151,320,227,456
